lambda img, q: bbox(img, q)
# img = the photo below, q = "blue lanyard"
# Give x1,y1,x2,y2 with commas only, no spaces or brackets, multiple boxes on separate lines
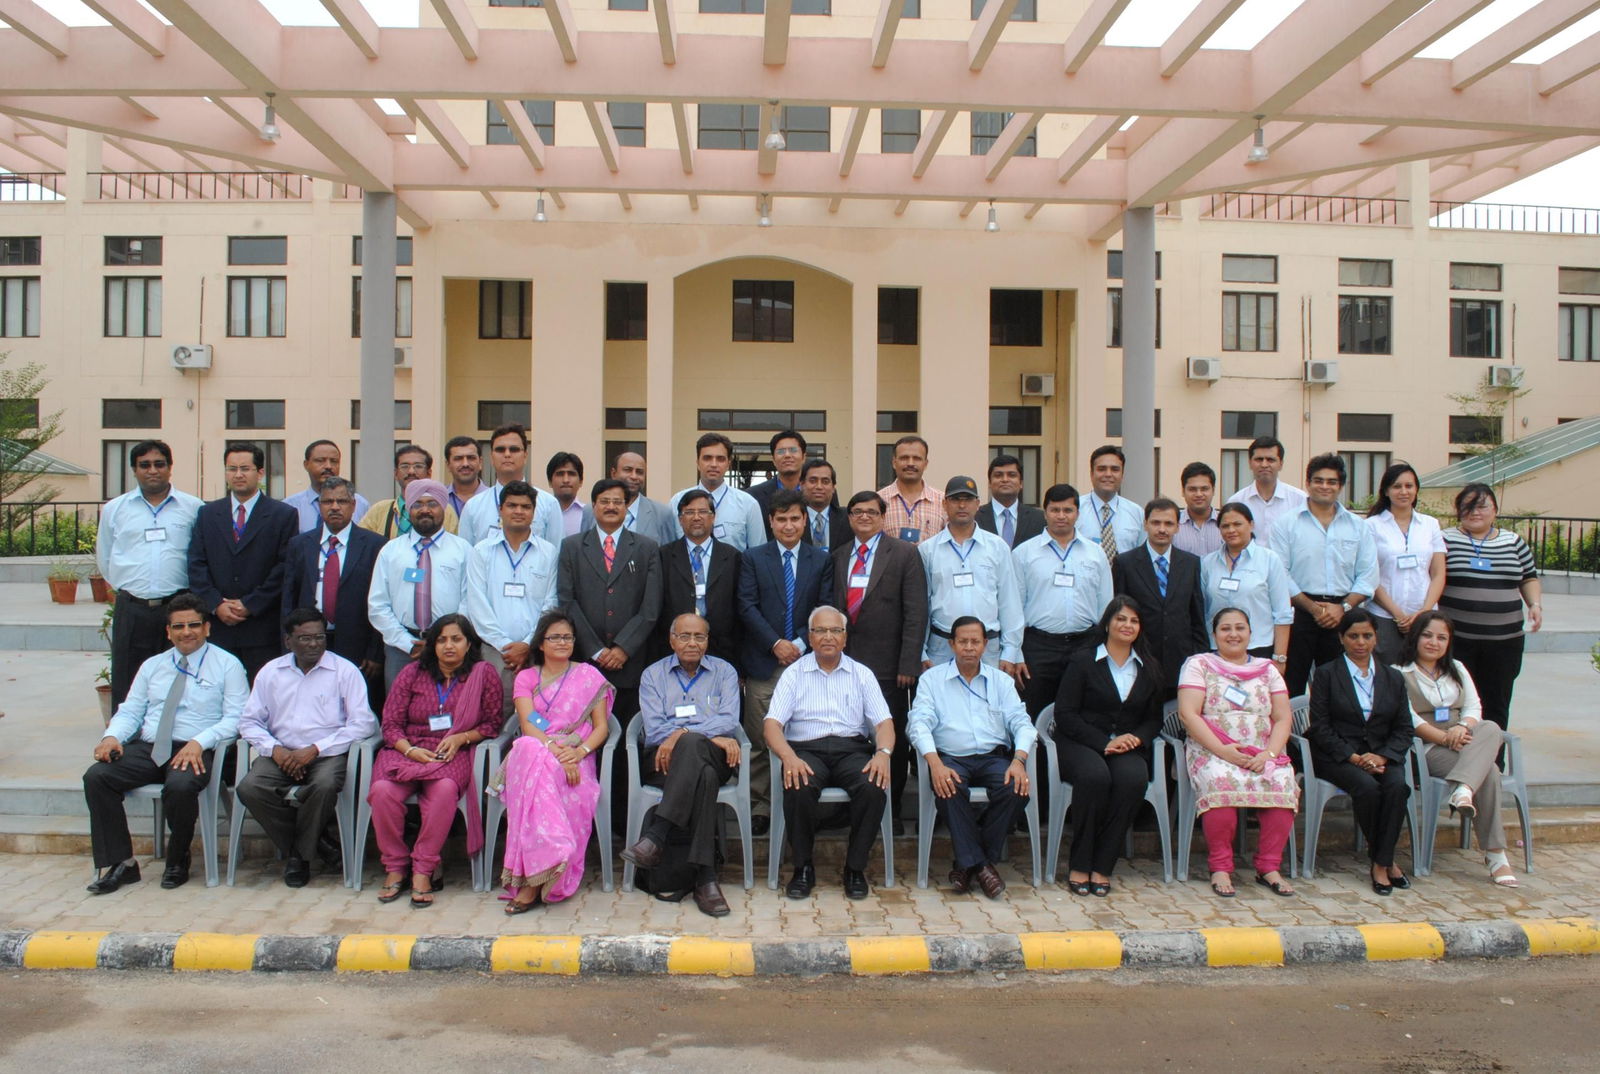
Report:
435,678,457,711
414,536,436,563
321,531,343,562
1350,668,1374,711
1095,498,1116,527
946,535,976,568
1226,545,1246,577
144,495,173,523
173,647,208,680
672,666,706,697
1467,529,1495,559
503,539,531,574
851,539,876,575
1047,537,1076,567
534,667,570,711
952,661,987,704
702,485,728,512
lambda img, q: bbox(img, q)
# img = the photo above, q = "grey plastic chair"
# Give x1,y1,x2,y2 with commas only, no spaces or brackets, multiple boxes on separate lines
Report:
766,751,895,889
225,733,372,887
480,711,620,893
621,715,754,892
122,735,236,887
1294,698,1421,878
1409,732,1533,875
915,740,1041,889
350,733,491,893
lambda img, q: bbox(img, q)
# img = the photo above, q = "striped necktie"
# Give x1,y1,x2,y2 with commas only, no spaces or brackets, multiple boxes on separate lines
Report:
1155,553,1168,598
847,543,869,623
690,544,707,616
782,549,796,640
1099,502,1118,564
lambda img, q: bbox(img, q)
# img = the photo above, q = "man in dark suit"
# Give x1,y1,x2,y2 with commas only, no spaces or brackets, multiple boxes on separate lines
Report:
832,490,928,830
799,458,851,554
658,488,742,672
281,476,385,679
748,429,808,541
976,453,1045,550
187,442,298,680
738,489,834,829
1111,497,1208,698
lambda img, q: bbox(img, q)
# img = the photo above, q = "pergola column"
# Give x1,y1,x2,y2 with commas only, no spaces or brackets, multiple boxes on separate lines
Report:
850,278,879,494
1121,206,1157,503
920,280,990,482
357,190,397,503
644,271,675,497
532,268,605,476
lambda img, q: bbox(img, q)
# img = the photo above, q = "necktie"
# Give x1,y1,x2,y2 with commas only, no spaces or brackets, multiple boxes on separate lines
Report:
690,544,707,616
782,549,796,640
1001,508,1015,548
1155,554,1168,599
1100,503,1118,564
603,533,616,573
151,655,188,766
322,535,341,621
847,543,869,623
813,513,827,549
414,539,433,631
625,507,636,532
233,503,246,542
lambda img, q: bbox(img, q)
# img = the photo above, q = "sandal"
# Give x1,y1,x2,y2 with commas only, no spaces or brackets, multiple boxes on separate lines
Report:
376,875,411,904
1448,784,1476,818
1089,882,1111,898
1066,877,1091,896
410,875,435,908
1487,851,1521,887
1255,872,1296,897
503,885,542,914
1209,871,1236,898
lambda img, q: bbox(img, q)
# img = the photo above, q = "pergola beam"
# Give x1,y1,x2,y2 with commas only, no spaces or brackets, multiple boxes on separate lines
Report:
653,0,676,64
870,0,904,68
81,0,168,58
837,106,867,177
984,110,1043,180
583,100,622,173
0,0,69,58
671,101,693,173
1537,34,1600,93
1063,0,1133,74
1057,114,1124,182
400,97,471,169
427,0,480,62
763,0,791,66
1359,0,1495,85
968,0,1019,72
543,0,580,63
910,109,955,178
318,0,381,60
1451,0,1600,90
496,97,547,170
1159,0,1247,78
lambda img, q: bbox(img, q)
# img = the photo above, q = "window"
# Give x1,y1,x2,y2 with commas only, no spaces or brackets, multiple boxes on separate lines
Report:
610,0,647,8
478,401,532,429
881,109,920,154
1338,258,1391,287
486,100,555,145
971,112,1034,156
1337,413,1392,442
349,399,413,430
1222,292,1276,351
1219,449,1250,501
608,102,646,147
1106,250,1162,279
232,439,288,498
1559,304,1599,362
877,410,918,432
105,237,161,266
698,409,825,431
479,280,532,339
1450,299,1500,358
1106,289,1162,348
1105,409,1162,437
1450,262,1501,291
606,281,648,341
794,0,830,12
350,277,414,338
989,407,1041,436
990,444,1041,504
227,277,287,337
1338,295,1391,354
102,398,162,428
228,236,286,265
1,398,39,427
104,278,163,337
781,106,830,152
990,289,1043,347
900,0,920,14
490,0,543,6
102,440,141,500
1221,411,1277,440
878,287,918,345
1558,267,1600,295
732,280,794,342
971,0,1034,18
1343,451,1391,508
700,0,761,11
606,408,648,429
698,104,760,149
0,237,41,265
1222,254,1277,284
1449,416,1502,445
351,236,413,266
0,278,40,337
225,400,285,429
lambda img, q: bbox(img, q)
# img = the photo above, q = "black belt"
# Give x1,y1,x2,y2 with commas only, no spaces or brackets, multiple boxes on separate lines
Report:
929,625,999,640
118,589,186,608
1025,626,1094,643
1303,593,1346,604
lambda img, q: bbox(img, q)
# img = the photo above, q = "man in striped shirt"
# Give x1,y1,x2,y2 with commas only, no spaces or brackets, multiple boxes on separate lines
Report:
879,435,945,545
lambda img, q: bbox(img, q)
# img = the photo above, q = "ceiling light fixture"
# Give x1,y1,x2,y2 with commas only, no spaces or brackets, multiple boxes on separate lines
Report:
1246,115,1269,164
985,201,1000,233
763,101,786,152
757,194,773,228
534,190,548,223
259,92,280,142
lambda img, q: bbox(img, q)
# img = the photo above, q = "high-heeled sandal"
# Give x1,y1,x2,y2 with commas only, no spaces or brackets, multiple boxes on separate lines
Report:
1448,784,1476,818
1486,850,1520,887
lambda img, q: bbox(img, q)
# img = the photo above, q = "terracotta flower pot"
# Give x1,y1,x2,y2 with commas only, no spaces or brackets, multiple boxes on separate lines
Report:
96,684,114,726
90,575,114,603
48,578,78,604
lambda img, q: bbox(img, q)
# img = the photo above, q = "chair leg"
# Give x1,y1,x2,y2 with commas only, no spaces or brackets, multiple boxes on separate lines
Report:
1025,799,1041,887
737,798,754,891
621,794,645,893
916,790,934,890
1302,795,1325,878
200,782,219,887
1150,788,1173,885
880,807,895,888
483,796,504,894
767,792,786,890
226,792,246,886
1045,789,1069,884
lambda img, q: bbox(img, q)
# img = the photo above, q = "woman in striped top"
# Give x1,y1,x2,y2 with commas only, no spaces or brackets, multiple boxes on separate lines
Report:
1437,484,1543,734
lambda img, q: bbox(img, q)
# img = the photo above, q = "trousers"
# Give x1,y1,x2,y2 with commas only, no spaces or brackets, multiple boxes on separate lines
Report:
1318,758,1411,867
933,748,1028,872
1056,741,1149,877
367,775,463,876
236,753,347,863
83,738,212,868
642,732,735,868
1201,807,1295,874
781,735,887,872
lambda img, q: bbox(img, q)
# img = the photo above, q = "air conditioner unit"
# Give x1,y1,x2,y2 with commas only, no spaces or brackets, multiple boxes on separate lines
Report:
394,346,413,369
1489,364,1524,389
170,344,212,370
1187,356,1222,382
1020,373,1055,397
1304,359,1339,385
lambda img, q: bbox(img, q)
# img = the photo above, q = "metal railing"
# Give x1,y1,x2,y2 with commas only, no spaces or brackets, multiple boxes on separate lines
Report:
1499,515,1600,577
1205,191,1404,225
94,171,311,201
0,172,65,202
1430,201,1600,235
0,501,102,558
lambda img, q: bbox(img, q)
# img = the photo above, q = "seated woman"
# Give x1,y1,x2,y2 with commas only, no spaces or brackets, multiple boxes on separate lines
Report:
1398,610,1518,887
370,613,504,906
1178,607,1298,899
500,610,614,914
1305,608,1414,895
1053,595,1163,898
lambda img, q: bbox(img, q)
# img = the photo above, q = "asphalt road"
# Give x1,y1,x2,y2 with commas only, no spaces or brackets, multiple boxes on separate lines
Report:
4,959,1597,1072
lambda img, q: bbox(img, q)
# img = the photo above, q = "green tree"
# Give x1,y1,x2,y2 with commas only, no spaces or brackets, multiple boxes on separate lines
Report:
1445,369,1532,501
0,352,65,506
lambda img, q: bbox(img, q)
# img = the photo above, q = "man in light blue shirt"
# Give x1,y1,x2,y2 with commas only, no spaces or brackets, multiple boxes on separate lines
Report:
463,480,560,717
908,617,1034,899
282,439,369,533
920,476,1024,671
83,593,248,894
668,433,765,551
368,480,474,685
1081,445,1146,562
1012,482,1113,715
457,424,564,548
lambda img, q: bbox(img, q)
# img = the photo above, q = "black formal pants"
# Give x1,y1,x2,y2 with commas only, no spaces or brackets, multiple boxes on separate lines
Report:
875,678,912,822
783,736,886,872
1317,757,1411,868
935,748,1028,871
642,733,735,868
1056,740,1150,877
1285,602,1344,697
1452,635,1524,734
235,753,346,863
83,739,212,868
110,591,179,707
1021,628,1094,717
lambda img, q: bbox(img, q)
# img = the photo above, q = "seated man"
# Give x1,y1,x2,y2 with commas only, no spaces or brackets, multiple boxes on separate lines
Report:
764,605,894,901
82,594,249,893
236,608,378,887
621,613,742,918
907,616,1035,899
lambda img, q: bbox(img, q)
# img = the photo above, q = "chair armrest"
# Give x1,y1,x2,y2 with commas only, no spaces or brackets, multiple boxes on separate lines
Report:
734,721,751,786
1502,731,1523,780
234,740,257,783
1290,733,1315,783
1149,735,1168,784
348,732,381,786
1037,732,1059,785
623,715,644,794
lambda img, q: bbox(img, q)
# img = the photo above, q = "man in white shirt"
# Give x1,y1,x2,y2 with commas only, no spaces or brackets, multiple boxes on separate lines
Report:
668,433,765,551
1081,445,1145,563
457,423,564,548
367,479,473,685
1225,436,1307,548
283,439,369,533
464,479,559,716
1012,482,1113,715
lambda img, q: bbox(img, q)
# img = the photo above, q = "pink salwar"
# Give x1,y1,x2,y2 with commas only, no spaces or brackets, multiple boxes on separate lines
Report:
369,776,463,876
1202,806,1295,874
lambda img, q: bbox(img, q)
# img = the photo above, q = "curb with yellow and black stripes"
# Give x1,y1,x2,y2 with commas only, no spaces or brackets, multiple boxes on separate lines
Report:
4,918,1596,974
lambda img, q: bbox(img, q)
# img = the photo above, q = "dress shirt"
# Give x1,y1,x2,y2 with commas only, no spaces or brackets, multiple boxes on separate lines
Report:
920,528,1025,662
844,532,882,579
104,642,247,750
1082,493,1146,554
367,529,473,651
878,483,945,544
668,483,764,551
463,532,560,650
560,499,584,537
1366,510,1445,620
637,653,741,746
765,652,891,742
1398,660,1483,729
1269,503,1379,599
95,487,204,598
458,482,564,549
1097,644,1142,702
312,523,354,617
447,481,487,519
1225,481,1308,548
1199,542,1297,650
1173,509,1223,558
1012,532,1111,636
1343,656,1375,719
907,659,1035,759
284,486,370,533
238,651,377,757
229,491,261,526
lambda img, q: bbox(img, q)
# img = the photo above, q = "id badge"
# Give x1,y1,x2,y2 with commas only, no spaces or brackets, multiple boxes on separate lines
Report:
694,582,707,598
502,581,527,599
952,571,975,588
1396,553,1420,570
528,711,550,732
1469,556,1493,571
712,523,728,539
674,703,697,720
1434,707,1452,723
403,566,425,583
1053,571,1075,588
849,574,870,589
1218,577,1241,592
428,713,453,732
899,527,920,542
1223,685,1250,708
143,527,167,543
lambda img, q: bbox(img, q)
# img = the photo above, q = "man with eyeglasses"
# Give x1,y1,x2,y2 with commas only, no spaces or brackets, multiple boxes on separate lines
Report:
658,489,742,673
748,429,808,541
581,451,676,547
457,423,564,549
359,444,460,539
284,439,369,533
668,433,765,552
282,477,385,678
96,440,204,707
82,593,249,894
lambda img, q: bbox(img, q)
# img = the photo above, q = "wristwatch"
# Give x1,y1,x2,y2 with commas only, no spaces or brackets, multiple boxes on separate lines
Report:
1340,601,1353,612
876,747,892,757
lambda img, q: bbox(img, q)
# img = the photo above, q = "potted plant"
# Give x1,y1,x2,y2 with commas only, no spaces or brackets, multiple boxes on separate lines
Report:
95,604,114,726
47,559,83,604
89,568,114,603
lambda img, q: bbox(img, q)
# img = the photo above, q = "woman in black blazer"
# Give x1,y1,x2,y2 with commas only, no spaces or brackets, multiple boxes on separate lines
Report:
1305,608,1415,895
1053,595,1163,897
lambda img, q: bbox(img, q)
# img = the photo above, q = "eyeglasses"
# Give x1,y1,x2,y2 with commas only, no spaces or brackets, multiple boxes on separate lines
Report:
672,632,710,643
809,626,847,636
847,509,882,518
289,632,327,643
543,633,576,644
773,447,804,457
679,508,713,518
168,621,206,631
224,466,258,475
395,463,429,474
133,460,170,471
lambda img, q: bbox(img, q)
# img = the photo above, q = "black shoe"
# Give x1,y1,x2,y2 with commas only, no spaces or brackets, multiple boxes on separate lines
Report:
621,835,664,870
284,855,311,888
751,816,771,837
86,861,140,895
843,868,870,900
160,856,191,890
1388,872,1411,890
1371,878,1393,896
785,863,815,899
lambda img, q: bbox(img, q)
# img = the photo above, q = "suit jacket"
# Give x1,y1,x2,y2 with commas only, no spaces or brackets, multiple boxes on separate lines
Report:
832,534,928,684
1111,546,1208,691
281,525,385,667
1052,648,1163,758
658,538,743,673
977,501,1045,549
187,495,298,654
557,528,663,688
581,495,676,548
737,540,834,681
1305,659,1413,766
800,504,852,554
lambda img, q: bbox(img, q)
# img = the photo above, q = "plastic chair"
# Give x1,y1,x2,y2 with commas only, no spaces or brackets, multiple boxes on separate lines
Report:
123,736,236,888
1037,704,1174,885
480,711,621,893
1409,732,1533,875
621,716,754,892
351,732,493,893
766,747,895,889
915,739,1041,889
1294,698,1421,878
226,734,372,887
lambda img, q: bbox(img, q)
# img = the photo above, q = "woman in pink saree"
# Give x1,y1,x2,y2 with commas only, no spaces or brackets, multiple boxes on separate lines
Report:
500,610,613,913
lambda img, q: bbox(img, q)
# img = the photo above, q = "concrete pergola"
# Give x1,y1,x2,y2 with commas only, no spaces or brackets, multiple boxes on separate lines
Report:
3,0,1599,498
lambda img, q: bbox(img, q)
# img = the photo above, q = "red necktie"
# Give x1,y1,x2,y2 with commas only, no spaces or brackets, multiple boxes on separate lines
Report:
233,503,246,542
322,535,340,622
847,543,869,622
603,533,616,573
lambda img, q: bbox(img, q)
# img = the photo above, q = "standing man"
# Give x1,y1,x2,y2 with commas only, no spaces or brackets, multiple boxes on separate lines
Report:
1013,483,1113,715
1112,498,1208,698
878,435,944,545
658,489,743,673
547,452,586,537
442,435,488,519
1226,436,1307,548
358,444,459,539
464,479,559,717
668,434,765,551
582,450,676,546
799,458,849,553
458,424,564,548
920,476,1023,672
281,477,385,677
977,454,1044,550
187,442,298,680
283,439,369,533
367,480,473,685
748,429,808,539
1271,453,1379,696
96,440,203,707
1082,445,1145,564
1173,461,1223,558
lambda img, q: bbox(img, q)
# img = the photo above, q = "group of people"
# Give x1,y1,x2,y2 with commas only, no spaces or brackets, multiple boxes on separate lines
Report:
83,427,1541,913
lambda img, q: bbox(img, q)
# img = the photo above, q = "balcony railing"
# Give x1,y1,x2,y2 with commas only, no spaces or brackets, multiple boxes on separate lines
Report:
94,171,311,200
0,172,65,202
0,501,101,557
1430,201,1600,235
1205,192,1404,225
1499,515,1600,578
